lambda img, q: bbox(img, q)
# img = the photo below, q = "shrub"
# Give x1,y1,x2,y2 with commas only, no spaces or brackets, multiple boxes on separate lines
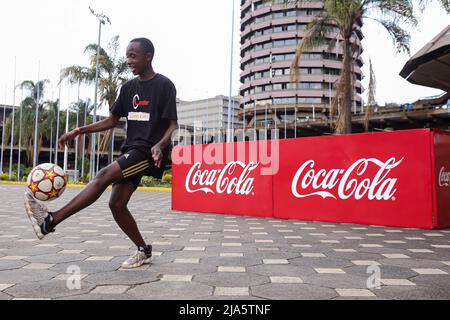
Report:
162,174,172,184
0,172,18,181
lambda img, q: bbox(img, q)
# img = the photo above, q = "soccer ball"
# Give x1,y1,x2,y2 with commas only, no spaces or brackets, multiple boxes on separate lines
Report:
26,163,68,201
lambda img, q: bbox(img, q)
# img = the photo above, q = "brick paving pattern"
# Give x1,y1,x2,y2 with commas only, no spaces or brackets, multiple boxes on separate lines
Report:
0,184,449,300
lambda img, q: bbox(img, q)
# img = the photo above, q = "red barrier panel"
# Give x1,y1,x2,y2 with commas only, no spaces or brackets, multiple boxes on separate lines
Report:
172,141,274,217
172,129,449,229
433,130,450,228
273,129,435,229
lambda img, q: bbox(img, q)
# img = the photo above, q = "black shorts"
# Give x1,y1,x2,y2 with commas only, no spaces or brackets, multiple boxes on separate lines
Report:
114,148,165,189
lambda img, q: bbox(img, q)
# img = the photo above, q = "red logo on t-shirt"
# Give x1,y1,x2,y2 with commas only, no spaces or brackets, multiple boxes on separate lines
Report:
132,94,150,109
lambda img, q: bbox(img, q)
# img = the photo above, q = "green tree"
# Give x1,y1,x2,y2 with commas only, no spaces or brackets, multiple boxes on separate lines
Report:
279,0,419,134
5,80,51,166
61,35,130,163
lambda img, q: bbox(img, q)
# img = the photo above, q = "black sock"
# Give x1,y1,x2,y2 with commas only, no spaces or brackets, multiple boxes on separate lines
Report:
138,244,152,256
47,212,56,230
42,214,55,234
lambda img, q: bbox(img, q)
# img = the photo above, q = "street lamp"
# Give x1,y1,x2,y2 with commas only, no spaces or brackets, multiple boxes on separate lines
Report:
89,7,110,181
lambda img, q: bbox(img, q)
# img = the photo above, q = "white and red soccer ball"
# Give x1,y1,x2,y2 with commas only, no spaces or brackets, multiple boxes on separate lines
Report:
26,163,68,201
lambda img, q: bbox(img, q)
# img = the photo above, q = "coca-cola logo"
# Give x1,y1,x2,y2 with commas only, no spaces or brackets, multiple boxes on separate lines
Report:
291,158,403,201
185,161,259,195
439,167,450,187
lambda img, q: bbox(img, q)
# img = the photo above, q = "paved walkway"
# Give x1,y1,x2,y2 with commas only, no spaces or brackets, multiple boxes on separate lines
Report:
0,184,449,300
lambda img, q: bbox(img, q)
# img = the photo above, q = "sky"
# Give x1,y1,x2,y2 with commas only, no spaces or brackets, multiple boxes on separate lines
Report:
0,0,448,116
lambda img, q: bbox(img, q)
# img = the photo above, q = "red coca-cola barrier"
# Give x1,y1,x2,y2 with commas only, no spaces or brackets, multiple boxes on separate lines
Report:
172,129,450,229
171,141,274,217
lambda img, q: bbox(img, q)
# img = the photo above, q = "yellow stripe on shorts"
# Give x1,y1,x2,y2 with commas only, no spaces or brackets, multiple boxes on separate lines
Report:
122,160,148,174
123,161,150,178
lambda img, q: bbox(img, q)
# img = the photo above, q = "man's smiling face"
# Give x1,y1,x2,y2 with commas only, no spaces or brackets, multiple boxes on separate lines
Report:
126,41,151,76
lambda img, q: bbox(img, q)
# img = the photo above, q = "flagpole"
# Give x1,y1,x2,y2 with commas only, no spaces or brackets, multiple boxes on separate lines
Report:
49,119,53,163
294,106,297,139
243,104,246,141
254,100,256,141
55,66,62,165
0,86,6,174
33,61,40,167
17,88,23,180
226,0,236,143
9,57,17,178
63,86,70,172
75,80,80,179
81,98,87,178
89,6,111,181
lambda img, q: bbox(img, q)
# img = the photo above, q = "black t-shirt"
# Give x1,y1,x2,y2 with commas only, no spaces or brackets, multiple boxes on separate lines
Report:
111,74,177,154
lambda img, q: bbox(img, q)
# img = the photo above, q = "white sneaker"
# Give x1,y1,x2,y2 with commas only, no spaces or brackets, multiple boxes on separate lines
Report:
121,251,152,269
23,191,54,240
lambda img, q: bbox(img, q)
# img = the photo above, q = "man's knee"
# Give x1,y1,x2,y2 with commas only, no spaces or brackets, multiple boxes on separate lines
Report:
94,163,122,185
108,199,127,213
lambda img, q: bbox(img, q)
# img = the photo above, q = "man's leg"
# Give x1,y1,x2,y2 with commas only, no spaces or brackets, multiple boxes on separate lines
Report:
110,179,153,269
109,180,147,247
24,161,123,239
51,162,123,226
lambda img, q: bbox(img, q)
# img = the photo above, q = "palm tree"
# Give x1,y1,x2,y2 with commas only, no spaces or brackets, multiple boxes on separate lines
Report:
60,36,129,165
364,58,377,132
60,65,94,178
85,35,130,163
418,0,450,13
9,80,51,166
280,0,418,134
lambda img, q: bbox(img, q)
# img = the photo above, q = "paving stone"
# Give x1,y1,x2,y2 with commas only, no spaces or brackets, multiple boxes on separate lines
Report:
196,272,269,287
129,281,213,300
252,283,337,300
262,259,289,265
0,260,29,271
0,284,14,291
336,289,376,297
344,265,418,279
84,270,158,286
214,287,249,296
4,280,94,299
314,268,346,274
247,264,316,277
270,276,303,284
412,268,448,275
375,285,450,300
0,292,12,300
24,253,87,264
218,266,246,273
381,279,416,286
91,285,130,294
174,258,201,264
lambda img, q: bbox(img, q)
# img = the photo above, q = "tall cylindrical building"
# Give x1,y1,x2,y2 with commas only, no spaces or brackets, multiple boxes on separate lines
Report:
239,0,363,136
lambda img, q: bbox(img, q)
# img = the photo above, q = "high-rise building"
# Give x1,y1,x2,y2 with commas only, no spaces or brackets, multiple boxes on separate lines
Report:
177,95,242,132
239,0,363,136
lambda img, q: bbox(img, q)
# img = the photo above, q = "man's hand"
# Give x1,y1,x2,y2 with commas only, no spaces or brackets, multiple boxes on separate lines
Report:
151,144,163,168
58,129,79,150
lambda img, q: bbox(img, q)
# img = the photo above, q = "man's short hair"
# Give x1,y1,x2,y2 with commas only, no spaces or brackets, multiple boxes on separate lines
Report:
130,38,155,56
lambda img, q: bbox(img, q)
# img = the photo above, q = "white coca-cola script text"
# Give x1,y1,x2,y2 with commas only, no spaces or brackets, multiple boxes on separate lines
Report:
185,161,259,195
291,158,404,200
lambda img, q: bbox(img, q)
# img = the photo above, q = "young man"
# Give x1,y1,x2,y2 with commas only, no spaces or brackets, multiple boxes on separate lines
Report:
24,37,178,269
